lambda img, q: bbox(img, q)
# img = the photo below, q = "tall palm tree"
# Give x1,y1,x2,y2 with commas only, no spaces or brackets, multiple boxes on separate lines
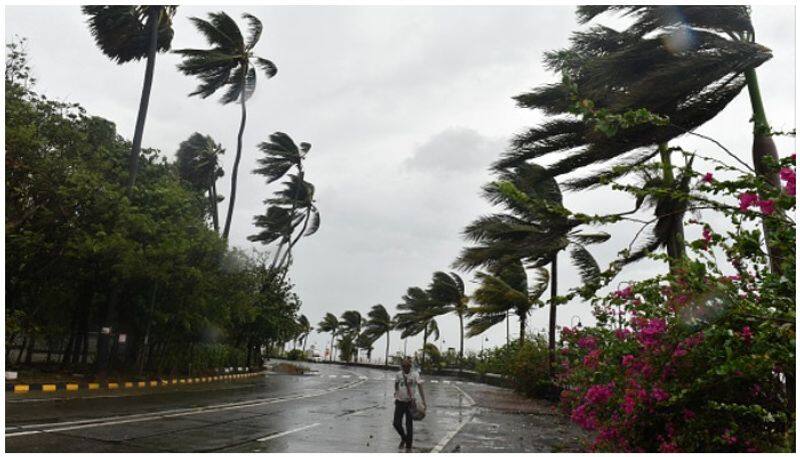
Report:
175,132,225,231
174,11,277,240
469,259,549,345
455,163,606,377
296,314,311,352
395,287,442,368
316,313,339,362
574,5,783,272
427,272,469,371
82,6,177,194
355,332,376,362
250,133,318,272
339,310,363,362
363,304,394,366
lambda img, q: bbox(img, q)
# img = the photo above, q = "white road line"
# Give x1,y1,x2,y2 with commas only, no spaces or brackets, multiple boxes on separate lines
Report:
443,380,451,384
256,422,321,442
6,378,366,438
431,414,475,453
430,380,439,383
358,376,368,380
329,375,337,378
451,384,476,407
341,375,351,379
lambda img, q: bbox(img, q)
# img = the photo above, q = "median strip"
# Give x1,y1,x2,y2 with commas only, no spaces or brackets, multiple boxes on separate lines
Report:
6,370,264,394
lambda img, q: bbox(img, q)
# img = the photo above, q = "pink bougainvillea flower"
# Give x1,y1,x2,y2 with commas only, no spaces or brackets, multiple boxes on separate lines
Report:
757,198,775,215
741,326,753,344
738,192,759,212
683,408,696,420
651,387,670,402
780,167,796,196
586,383,615,404
702,172,714,183
577,335,598,350
621,354,635,367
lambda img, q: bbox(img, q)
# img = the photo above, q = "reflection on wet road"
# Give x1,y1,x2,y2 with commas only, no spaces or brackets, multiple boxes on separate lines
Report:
5,363,481,452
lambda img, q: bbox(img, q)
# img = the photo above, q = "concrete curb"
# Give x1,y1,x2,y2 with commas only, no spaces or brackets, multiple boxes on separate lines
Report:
6,370,264,394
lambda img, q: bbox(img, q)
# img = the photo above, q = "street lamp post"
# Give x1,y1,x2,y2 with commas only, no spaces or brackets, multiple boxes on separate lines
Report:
571,315,582,328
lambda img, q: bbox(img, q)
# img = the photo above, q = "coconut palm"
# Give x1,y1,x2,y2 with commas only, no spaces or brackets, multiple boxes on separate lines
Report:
427,272,469,371
250,133,318,272
339,310,363,362
316,313,339,362
363,304,394,366
296,314,312,352
355,332,376,362
469,259,549,345
174,11,277,240
574,5,783,272
82,6,177,194
175,133,225,231
394,287,442,368
454,163,606,377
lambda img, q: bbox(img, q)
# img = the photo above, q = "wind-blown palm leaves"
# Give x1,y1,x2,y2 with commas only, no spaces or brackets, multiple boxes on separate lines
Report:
175,133,225,231
394,287,442,367
339,310,363,362
575,5,783,273
454,163,606,377
174,11,277,240
498,11,771,184
82,5,177,193
295,314,311,352
316,313,339,362
427,272,469,370
362,304,394,366
469,259,549,345
249,133,319,273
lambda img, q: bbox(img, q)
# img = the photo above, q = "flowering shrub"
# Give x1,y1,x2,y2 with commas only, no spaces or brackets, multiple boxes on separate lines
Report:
557,154,796,451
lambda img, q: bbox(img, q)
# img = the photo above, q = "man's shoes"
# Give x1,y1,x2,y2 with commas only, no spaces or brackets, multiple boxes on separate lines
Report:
405,442,413,450
399,440,406,449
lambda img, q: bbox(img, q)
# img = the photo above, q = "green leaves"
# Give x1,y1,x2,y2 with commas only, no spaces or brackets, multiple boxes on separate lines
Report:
82,6,176,64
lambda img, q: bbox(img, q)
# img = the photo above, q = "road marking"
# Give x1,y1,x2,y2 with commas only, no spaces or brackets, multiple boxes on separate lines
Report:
340,375,351,378
358,376,368,380
443,380,451,384
329,375,337,378
452,384,476,407
256,422,321,442
6,376,366,437
431,414,475,453
430,380,439,383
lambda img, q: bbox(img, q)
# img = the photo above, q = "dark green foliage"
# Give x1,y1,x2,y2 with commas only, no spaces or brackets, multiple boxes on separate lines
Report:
82,6,176,64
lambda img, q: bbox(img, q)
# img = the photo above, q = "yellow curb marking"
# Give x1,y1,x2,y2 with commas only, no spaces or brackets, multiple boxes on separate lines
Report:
138,381,146,388
171,379,178,384
124,382,133,388
108,383,119,389
66,383,79,391
179,379,186,384
149,381,158,387
42,384,57,392
88,383,100,390
13,385,29,393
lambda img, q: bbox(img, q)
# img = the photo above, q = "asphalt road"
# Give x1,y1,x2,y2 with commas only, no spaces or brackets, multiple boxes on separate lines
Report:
5,363,583,452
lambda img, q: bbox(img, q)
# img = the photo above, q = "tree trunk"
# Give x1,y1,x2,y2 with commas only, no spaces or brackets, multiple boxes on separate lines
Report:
519,313,526,345
222,64,249,240
126,6,160,194
458,312,464,373
745,68,783,275
658,142,685,262
548,255,558,379
24,335,35,365
15,335,27,365
210,182,219,233
302,335,308,352
506,310,510,346
330,333,335,361
384,331,390,366
422,327,428,369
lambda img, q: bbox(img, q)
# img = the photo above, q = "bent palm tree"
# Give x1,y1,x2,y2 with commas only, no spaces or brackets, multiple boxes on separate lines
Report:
296,314,311,352
394,287,442,368
250,133,318,272
363,304,394,366
339,310,363,362
83,6,177,194
316,313,339,362
175,133,225,231
174,11,277,240
469,259,549,345
427,272,469,371
455,163,606,377
575,5,782,272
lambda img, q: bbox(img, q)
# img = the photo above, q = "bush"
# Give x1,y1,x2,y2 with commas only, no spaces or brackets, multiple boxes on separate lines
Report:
476,335,556,399
286,349,306,361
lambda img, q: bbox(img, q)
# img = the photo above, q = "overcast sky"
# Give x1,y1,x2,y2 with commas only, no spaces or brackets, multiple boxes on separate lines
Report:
6,5,795,359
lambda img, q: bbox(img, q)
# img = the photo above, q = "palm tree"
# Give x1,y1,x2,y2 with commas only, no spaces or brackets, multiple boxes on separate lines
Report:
469,259,549,345
83,6,177,194
427,272,469,371
363,304,394,366
454,163,606,377
175,133,225,231
316,313,339,362
339,310,363,362
574,5,783,272
250,133,318,272
394,287,442,369
355,332,376,363
174,11,277,240
296,314,311,352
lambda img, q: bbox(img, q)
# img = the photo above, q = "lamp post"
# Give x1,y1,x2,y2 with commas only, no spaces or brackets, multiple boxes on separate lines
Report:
480,337,488,354
571,315,582,328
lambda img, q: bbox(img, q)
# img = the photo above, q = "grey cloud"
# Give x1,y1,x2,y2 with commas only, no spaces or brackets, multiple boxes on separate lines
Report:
404,127,505,174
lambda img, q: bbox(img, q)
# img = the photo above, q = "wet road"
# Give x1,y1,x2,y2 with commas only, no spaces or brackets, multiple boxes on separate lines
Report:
5,363,482,452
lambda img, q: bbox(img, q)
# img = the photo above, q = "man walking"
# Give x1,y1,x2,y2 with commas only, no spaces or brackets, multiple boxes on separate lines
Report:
394,357,426,450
